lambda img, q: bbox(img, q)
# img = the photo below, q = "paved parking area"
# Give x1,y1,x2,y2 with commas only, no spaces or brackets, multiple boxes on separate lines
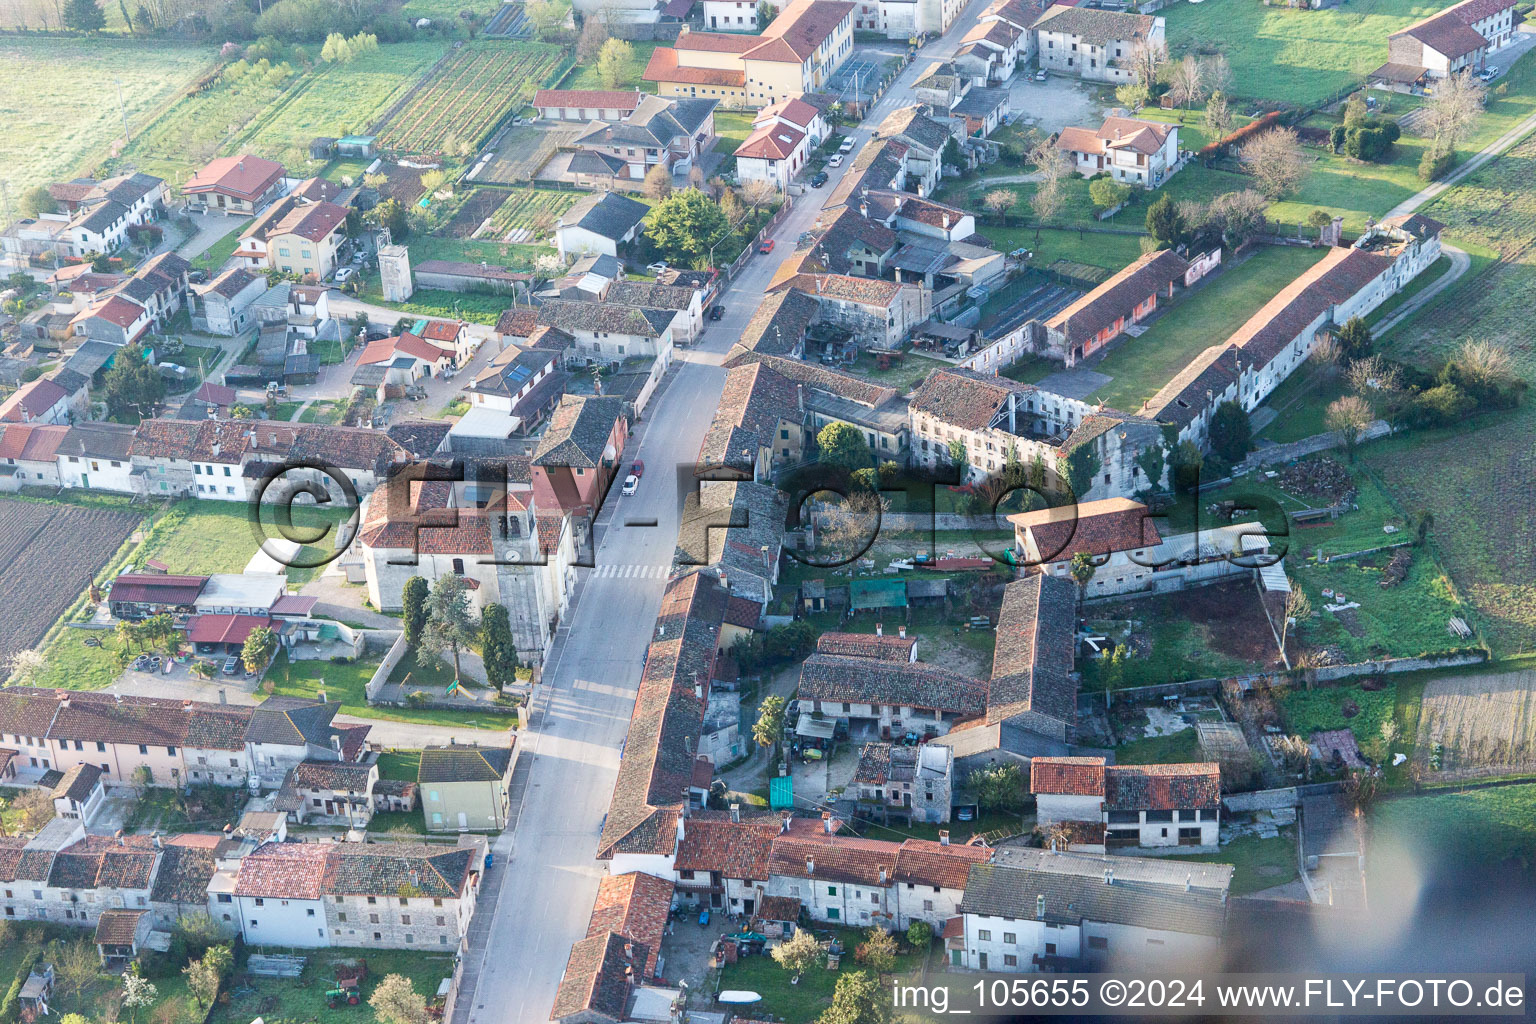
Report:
1007,72,1107,135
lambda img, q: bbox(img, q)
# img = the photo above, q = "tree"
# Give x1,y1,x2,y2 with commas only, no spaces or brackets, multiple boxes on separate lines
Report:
1206,52,1233,95
1127,35,1167,88
1380,718,1400,749
1345,354,1403,402
62,0,106,30
1088,177,1131,214
102,347,166,423
121,969,158,1024
756,0,775,23
370,974,429,1024
1027,140,1070,228
854,927,897,974
1325,395,1373,462
1207,400,1252,464
1341,768,1378,815
820,970,891,1024
976,188,1014,227
7,787,54,832
1424,71,1486,157
739,177,779,210
479,603,519,690
1207,189,1269,246
1115,82,1149,111
646,188,729,268
1240,126,1308,199
1144,192,1182,247
183,945,232,1009
945,437,969,483
420,573,477,683
1135,441,1165,493
1279,585,1311,655
56,938,98,1000
817,420,872,469
905,920,933,949
1063,442,1100,499
969,762,1024,812
1446,338,1518,399
942,137,966,176
1168,54,1205,109
20,186,57,218
1334,316,1372,359
1203,91,1233,142
8,649,46,688
576,14,608,60
374,198,409,240
753,695,786,752
596,37,634,89
401,576,429,648
772,927,825,974
1273,734,1313,779
419,169,446,194
241,626,277,674
1068,550,1098,597
525,0,570,40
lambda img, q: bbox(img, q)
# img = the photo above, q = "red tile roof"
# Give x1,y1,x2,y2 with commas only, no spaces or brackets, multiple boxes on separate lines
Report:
534,88,644,110
736,123,807,161
185,614,271,646
814,632,916,661
1008,496,1160,562
749,0,855,62
0,423,68,459
586,872,674,979
183,155,285,201
675,30,760,52
109,572,208,605
644,47,747,87
417,320,466,343
894,839,992,889
1030,755,1107,796
233,842,331,898
1045,249,1188,343
358,331,455,366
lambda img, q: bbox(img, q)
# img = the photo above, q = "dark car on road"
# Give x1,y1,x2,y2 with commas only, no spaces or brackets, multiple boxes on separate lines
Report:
809,171,829,187
709,304,725,320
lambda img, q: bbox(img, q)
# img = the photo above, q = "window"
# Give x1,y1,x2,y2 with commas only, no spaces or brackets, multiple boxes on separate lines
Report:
1003,954,1018,966
1046,942,1057,954
374,932,382,941
254,898,265,907
399,897,409,906
827,886,837,896
870,893,878,904
977,929,992,941
828,908,839,920
923,899,933,911
401,914,411,925
370,913,380,923
338,912,347,922
367,896,377,905
307,908,315,917
138,744,148,754
216,894,231,904
1088,936,1108,950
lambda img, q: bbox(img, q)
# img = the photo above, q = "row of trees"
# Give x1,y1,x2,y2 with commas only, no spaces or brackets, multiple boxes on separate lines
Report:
401,574,521,688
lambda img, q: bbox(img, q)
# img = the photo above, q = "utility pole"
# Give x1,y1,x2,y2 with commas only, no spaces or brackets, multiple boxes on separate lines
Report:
114,78,130,146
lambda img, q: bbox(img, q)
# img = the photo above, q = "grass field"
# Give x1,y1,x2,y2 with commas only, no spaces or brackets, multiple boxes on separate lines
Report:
717,926,924,1024
1368,783,1536,890
1115,725,1204,764
1163,0,1444,107
0,37,216,195
556,40,663,94
1415,669,1536,780
377,749,422,781
1080,245,1325,412
379,41,564,153
713,111,756,155
1363,129,1536,657
138,499,354,585
190,223,247,275
268,651,509,729
986,224,1150,275
213,947,455,1024
1290,551,1472,663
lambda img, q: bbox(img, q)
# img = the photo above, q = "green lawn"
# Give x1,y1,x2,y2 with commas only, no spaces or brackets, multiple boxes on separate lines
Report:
369,809,429,834
0,37,217,195
376,749,422,781
1195,460,1403,562
1163,0,1445,107
1163,830,1299,896
716,926,924,1024
872,810,1023,845
1115,726,1203,765
268,651,509,730
1368,783,1536,892
1081,609,1259,689
189,222,249,275
1254,365,1349,443
1290,549,1474,663
713,111,756,156
1279,680,1399,758
1081,245,1327,413
33,629,128,691
984,225,1150,275
556,40,663,94
138,499,353,585
299,399,348,423
213,946,456,1024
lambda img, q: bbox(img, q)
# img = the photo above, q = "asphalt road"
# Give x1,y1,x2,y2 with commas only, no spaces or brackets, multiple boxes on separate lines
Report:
453,3,1001,1020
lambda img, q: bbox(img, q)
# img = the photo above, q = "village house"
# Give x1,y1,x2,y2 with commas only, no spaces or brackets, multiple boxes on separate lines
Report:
1142,219,1443,447
54,174,168,257
0,424,67,491
644,0,855,107
1032,757,1221,851
1042,249,1188,365
752,94,833,148
418,744,518,833
554,192,650,259
1056,116,1181,188
0,381,71,426
958,18,1025,83
796,653,988,739
1033,6,1164,84
566,95,718,183
193,267,268,336
852,741,954,824
462,344,567,435
55,422,138,493
735,121,813,189
50,763,107,825
236,178,349,280
534,299,681,366
182,155,286,215
412,261,532,300
278,759,379,827
534,89,645,122
354,331,456,385
1380,0,1518,80
955,847,1230,971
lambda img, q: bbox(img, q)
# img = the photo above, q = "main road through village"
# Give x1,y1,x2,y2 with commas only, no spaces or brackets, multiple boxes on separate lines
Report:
451,4,999,1018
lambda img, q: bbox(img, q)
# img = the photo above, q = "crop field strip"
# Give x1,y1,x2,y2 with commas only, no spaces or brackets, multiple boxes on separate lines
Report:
0,498,140,669
482,189,578,242
378,41,564,154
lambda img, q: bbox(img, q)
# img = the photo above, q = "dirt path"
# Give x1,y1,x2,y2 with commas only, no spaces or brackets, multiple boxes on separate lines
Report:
1373,244,1471,338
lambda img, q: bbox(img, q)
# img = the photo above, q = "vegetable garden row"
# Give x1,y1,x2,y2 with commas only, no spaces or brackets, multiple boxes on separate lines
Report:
377,41,563,154
481,188,579,243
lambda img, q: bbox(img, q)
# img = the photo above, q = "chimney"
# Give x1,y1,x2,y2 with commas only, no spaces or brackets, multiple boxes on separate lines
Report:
805,854,815,875
183,700,192,709
780,816,790,834
898,625,907,639
656,624,666,639
875,623,883,637
211,441,220,457
942,213,950,231
1185,873,1192,893
796,383,804,414
938,830,950,846
57,694,69,709
822,811,834,834
761,545,771,571
681,788,691,818
860,201,868,219
878,864,888,884
410,869,420,888
624,942,635,960
1036,894,1045,920
694,681,703,700
153,835,162,850
730,803,741,824
116,832,126,846
719,572,729,591
1104,868,1114,885
676,814,687,843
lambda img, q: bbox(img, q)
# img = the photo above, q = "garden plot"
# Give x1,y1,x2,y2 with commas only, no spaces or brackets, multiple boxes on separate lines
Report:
474,123,587,184
483,188,578,242
0,498,140,669
1416,670,1536,781
377,41,564,154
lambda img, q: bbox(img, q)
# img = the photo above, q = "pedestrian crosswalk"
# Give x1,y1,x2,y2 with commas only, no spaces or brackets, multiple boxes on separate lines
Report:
587,563,671,579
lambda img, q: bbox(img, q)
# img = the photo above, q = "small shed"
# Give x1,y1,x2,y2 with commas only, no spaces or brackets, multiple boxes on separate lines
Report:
752,895,801,938
850,578,907,612
768,775,794,811
309,137,338,160
905,578,949,604
95,909,154,965
19,964,54,1016
337,135,377,158
799,578,847,613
